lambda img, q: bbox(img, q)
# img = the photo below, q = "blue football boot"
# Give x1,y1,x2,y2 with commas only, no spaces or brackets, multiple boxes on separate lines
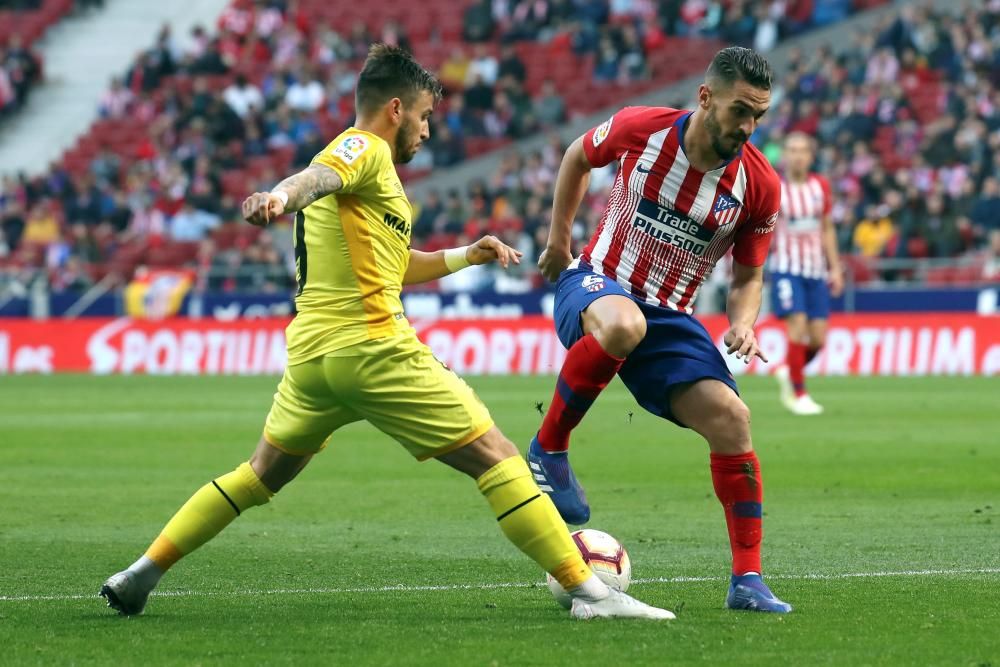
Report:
726,573,793,613
526,435,590,525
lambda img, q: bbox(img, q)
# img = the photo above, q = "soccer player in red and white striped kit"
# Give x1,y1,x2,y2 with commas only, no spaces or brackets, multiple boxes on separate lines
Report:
528,47,792,612
770,131,844,415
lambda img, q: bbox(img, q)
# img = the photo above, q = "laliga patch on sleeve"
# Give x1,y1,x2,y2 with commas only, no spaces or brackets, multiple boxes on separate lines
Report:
331,135,369,164
592,116,613,147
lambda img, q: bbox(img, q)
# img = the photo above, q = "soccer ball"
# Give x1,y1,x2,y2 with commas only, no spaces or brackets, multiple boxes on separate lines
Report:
546,529,632,609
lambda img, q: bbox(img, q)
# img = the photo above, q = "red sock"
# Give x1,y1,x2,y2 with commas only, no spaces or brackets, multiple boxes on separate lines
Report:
538,334,624,452
710,451,763,575
787,342,807,397
805,346,821,364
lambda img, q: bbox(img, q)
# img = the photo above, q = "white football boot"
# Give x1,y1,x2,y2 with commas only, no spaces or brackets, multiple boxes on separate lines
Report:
100,570,153,616
792,394,824,415
774,365,798,413
570,588,676,620
775,366,824,415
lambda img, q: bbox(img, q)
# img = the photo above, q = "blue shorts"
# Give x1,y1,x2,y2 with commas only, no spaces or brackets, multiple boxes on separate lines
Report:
770,273,830,320
553,266,738,427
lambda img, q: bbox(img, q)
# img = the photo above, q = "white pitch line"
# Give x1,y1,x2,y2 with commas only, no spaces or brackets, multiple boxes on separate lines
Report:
1,567,998,603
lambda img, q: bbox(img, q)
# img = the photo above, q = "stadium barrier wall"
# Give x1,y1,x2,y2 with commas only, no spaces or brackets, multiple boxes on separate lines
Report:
1,314,998,376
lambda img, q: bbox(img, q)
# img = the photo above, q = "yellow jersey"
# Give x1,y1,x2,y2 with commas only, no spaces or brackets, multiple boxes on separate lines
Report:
284,128,415,365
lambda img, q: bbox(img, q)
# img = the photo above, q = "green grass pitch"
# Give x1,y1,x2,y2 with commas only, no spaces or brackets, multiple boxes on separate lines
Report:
1,374,998,666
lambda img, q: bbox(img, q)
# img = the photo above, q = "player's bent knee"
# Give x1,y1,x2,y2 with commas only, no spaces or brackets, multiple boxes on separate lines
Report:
594,309,646,356
250,437,311,493
702,399,752,455
437,427,519,479
723,401,753,450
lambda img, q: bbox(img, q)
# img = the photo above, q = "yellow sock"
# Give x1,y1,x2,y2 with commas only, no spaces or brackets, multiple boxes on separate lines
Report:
477,456,590,591
145,462,273,571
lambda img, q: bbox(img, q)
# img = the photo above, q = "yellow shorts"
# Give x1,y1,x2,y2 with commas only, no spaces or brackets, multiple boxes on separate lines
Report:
263,334,494,460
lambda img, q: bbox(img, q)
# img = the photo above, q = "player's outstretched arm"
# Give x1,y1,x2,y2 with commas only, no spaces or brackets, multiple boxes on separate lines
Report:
725,261,768,364
539,136,592,282
242,164,344,226
403,235,523,285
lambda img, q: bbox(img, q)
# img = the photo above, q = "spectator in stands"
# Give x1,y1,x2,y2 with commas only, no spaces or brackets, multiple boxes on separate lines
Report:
853,204,895,258
203,93,244,144
104,190,131,233
186,155,221,213
593,37,620,82
463,73,495,114
187,36,229,75
415,190,444,235
919,193,962,257
98,76,134,118
292,126,325,168
2,34,40,109
223,73,264,118
270,22,304,67
1,200,26,254
466,44,499,86
923,115,960,167
428,123,466,166
170,201,220,242
185,25,211,60
346,21,374,60
253,2,285,38
463,0,496,42
618,24,648,82
22,197,60,247
439,48,471,92
534,79,566,127
68,222,102,263
64,174,105,227
497,44,526,84
311,22,350,64
285,66,325,112
505,0,553,42
89,145,121,188
970,176,1000,232
380,19,412,54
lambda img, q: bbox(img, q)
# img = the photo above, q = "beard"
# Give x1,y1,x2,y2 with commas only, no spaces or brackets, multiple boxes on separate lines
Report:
705,106,748,161
394,119,420,164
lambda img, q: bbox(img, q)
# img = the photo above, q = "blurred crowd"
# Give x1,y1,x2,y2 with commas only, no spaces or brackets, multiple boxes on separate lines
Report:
3,0,998,297
753,3,1000,272
415,1,1000,289
1,0,109,115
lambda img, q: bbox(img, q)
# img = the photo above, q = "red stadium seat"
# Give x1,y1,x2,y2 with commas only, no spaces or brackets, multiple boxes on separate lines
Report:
844,254,876,285
212,223,243,250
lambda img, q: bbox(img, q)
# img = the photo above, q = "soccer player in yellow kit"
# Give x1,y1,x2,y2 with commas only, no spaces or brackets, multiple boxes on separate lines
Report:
100,44,672,621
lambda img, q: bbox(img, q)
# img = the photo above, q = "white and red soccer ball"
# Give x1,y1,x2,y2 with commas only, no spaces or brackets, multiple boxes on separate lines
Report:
547,529,632,609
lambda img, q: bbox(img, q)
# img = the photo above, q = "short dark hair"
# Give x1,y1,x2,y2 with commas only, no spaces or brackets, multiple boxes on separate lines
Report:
356,43,443,115
705,46,772,91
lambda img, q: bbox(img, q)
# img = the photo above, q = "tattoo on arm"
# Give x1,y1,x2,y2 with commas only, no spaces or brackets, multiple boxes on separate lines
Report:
273,164,343,211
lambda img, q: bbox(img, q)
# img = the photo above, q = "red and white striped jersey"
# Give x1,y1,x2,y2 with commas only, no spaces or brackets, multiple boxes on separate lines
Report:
579,106,781,313
771,173,832,279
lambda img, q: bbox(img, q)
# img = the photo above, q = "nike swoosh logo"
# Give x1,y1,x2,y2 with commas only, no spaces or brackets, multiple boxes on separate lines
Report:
636,162,652,173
